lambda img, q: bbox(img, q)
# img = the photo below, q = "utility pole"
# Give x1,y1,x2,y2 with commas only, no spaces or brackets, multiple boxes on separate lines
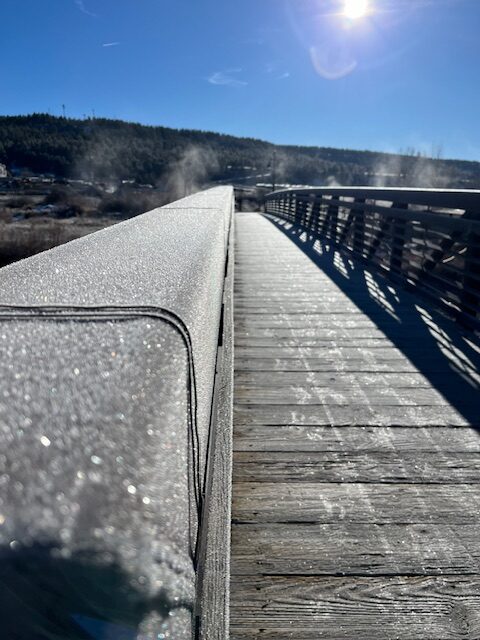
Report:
62,104,66,119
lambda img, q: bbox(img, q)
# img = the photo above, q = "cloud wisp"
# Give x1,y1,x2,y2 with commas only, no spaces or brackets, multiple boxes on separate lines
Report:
208,69,247,88
102,42,121,48
75,0,96,17
264,62,290,80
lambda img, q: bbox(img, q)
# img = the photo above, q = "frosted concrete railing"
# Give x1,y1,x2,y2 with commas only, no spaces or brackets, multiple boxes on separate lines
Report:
0,187,234,640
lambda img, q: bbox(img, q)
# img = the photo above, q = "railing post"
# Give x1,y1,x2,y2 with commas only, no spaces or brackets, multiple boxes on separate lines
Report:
389,202,408,279
287,192,295,222
308,194,316,229
292,192,298,223
326,196,339,245
461,221,480,323
353,198,366,259
297,194,308,227
310,194,323,236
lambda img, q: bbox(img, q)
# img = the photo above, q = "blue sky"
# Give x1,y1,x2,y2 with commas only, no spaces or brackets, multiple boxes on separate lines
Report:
1,0,480,160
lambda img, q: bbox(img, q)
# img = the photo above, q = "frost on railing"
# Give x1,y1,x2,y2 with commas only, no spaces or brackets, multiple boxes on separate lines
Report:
0,187,233,639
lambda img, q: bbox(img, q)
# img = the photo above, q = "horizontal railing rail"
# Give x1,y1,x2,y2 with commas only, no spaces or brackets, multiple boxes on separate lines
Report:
0,187,234,639
265,187,480,330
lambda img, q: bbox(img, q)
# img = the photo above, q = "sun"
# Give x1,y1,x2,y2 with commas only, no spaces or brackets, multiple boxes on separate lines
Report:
342,0,369,19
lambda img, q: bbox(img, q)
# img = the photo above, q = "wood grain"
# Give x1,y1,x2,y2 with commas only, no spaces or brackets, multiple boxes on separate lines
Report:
230,575,480,639
233,425,480,452
232,483,480,522
232,523,480,575
234,382,460,405
233,404,472,426
232,452,480,483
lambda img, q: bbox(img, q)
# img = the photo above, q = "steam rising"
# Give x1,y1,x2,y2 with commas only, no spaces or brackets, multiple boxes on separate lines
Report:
165,146,219,200
371,150,449,188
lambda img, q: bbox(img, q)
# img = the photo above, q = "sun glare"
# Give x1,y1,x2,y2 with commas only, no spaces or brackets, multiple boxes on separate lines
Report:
342,0,369,19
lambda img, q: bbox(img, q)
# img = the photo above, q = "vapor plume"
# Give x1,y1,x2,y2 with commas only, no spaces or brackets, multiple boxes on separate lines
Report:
164,146,219,200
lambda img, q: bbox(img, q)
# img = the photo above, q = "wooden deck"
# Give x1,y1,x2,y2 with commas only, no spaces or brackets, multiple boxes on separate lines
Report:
230,212,480,639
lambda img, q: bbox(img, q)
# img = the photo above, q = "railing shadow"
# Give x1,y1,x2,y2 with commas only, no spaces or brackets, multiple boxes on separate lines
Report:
266,215,480,428
0,543,191,639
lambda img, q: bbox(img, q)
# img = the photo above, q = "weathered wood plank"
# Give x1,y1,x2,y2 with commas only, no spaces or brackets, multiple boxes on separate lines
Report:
235,327,445,340
235,313,429,327
235,371,474,389
233,304,402,314
233,425,480,452
233,404,472,426
197,218,235,640
230,575,480,639
235,336,446,348
234,357,440,372
234,385,454,406
234,344,467,361
233,352,479,385
235,313,398,329
232,483,480,522
231,523,480,575
232,452,480,484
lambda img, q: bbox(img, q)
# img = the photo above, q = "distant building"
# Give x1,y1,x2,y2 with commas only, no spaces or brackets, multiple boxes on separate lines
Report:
0,163,7,178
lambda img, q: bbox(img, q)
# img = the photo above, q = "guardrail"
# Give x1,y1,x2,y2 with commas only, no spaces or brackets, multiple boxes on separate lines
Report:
0,187,234,639
265,187,480,330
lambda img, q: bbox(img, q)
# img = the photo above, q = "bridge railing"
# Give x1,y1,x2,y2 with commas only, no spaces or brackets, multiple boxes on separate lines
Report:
0,187,234,639
265,187,480,330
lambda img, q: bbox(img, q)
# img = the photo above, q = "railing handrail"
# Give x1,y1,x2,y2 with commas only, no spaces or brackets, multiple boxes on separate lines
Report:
269,186,480,214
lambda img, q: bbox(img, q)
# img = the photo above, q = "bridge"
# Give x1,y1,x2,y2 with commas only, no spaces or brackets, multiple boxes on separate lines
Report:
0,186,479,639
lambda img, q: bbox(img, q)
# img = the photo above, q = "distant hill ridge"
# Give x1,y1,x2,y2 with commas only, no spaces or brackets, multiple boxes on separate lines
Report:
0,113,479,189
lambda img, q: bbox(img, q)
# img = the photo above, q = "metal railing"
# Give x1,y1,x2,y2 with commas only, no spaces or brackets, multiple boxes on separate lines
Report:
266,187,480,330
0,187,234,639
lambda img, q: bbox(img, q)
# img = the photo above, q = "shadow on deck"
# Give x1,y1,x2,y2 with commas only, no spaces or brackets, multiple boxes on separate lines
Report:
267,214,480,428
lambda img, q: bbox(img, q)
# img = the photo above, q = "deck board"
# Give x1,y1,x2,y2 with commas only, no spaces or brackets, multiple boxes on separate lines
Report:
230,212,480,639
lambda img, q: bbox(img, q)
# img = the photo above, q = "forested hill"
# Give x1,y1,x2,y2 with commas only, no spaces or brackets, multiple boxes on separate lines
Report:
1,113,479,189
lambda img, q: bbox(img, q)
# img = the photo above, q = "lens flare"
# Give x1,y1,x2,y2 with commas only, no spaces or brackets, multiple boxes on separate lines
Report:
343,0,369,19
